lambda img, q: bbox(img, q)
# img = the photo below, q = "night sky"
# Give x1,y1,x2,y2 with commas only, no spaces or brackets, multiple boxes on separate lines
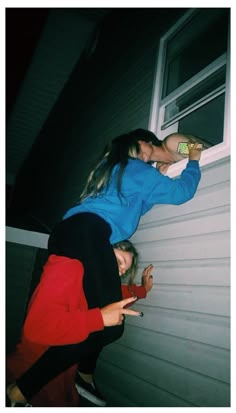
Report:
6,8,48,117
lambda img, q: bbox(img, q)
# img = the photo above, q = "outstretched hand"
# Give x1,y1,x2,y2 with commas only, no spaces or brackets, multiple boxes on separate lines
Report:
142,264,154,293
188,142,202,161
101,296,142,327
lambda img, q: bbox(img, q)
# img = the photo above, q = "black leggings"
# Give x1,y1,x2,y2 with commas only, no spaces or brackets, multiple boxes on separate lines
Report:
16,213,124,400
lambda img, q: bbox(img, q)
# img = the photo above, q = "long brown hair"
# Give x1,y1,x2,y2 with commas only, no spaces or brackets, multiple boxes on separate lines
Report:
78,129,160,203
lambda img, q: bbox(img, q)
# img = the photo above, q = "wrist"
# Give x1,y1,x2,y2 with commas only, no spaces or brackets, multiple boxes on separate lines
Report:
128,285,136,297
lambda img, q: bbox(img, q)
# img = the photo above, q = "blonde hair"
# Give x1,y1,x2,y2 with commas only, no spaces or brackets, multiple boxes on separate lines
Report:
78,129,160,203
113,239,139,285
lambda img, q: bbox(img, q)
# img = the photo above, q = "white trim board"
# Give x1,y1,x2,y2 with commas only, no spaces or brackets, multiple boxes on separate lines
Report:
6,226,49,249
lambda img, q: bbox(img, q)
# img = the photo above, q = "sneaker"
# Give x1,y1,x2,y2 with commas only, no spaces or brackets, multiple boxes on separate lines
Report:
6,394,32,407
75,372,106,407
9,402,32,407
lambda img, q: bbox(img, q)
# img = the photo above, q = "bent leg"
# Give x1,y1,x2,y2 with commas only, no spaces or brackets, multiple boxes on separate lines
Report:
17,324,124,400
10,213,123,401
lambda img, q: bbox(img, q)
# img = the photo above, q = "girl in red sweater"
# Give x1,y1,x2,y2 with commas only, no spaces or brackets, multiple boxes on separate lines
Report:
7,240,153,407
7,129,200,406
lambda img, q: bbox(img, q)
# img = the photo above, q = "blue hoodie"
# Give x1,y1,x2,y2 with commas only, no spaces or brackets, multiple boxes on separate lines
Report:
63,159,201,244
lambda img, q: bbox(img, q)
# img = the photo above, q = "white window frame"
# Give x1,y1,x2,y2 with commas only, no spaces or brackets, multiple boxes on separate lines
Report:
148,9,230,178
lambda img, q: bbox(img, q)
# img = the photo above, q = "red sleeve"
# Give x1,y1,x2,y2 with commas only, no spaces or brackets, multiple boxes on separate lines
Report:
23,255,104,346
121,284,147,300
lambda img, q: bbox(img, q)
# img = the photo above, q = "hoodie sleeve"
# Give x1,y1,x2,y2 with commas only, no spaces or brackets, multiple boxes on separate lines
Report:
23,256,104,346
144,160,201,207
121,284,147,307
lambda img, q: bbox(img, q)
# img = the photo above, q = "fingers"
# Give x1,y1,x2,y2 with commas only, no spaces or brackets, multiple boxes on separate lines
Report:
121,297,143,317
122,308,143,317
188,142,202,161
142,264,154,293
142,264,154,277
142,264,153,273
188,142,203,153
120,295,137,307
194,143,203,150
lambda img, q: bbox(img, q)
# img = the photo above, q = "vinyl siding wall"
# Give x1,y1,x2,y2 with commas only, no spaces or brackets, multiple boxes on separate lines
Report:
6,242,37,352
95,156,230,407
6,9,230,408
10,9,184,229
6,156,230,406
6,236,48,353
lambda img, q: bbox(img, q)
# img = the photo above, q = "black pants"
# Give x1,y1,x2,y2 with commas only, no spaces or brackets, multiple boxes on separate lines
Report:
16,213,124,400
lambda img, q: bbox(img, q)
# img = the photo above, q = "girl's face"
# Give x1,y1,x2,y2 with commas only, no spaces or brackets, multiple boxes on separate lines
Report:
137,140,154,162
113,248,133,276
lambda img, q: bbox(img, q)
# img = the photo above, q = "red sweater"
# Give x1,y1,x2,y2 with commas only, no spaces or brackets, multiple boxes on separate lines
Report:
7,254,146,406
22,254,146,347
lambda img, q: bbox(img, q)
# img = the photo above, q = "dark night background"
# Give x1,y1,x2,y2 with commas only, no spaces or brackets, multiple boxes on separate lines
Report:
5,7,188,232
6,9,49,117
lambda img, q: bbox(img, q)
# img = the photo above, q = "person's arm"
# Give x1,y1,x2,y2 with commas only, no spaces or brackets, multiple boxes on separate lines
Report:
121,284,147,300
156,134,204,175
23,255,104,346
144,144,202,207
23,255,141,346
122,265,154,305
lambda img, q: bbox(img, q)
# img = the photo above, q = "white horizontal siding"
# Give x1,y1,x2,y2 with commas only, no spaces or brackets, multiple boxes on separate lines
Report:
6,242,37,351
120,325,230,382
95,157,230,407
96,360,194,407
99,342,229,407
125,304,229,349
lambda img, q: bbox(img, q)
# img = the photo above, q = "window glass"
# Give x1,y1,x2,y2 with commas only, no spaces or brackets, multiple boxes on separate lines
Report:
150,8,230,173
164,65,226,123
162,9,229,98
178,93,225,146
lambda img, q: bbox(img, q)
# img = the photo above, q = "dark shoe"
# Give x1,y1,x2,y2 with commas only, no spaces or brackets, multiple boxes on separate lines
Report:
75,372,106,407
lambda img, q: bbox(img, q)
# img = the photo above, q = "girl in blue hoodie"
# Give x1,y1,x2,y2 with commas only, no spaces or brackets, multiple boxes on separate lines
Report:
7,128,201,406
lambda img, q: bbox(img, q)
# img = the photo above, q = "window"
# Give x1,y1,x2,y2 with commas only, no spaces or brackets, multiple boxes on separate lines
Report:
149,8,230,176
